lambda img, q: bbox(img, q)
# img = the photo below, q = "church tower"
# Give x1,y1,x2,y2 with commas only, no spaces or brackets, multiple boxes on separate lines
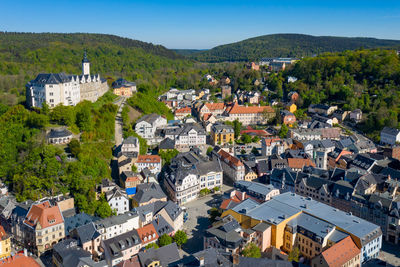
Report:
82,50,90,76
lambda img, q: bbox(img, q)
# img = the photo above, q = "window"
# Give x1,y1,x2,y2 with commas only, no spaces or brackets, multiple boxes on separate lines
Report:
49,92,53,96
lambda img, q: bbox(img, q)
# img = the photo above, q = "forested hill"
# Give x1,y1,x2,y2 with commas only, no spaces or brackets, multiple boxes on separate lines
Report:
0,32,193,105
188,34,400,62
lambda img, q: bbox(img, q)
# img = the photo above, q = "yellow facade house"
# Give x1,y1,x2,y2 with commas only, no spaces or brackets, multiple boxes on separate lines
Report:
0,225,11,259
286,103,297,113
211,123,235,145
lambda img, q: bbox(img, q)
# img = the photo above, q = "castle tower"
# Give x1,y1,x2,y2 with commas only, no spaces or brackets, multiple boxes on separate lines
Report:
82,50,90,76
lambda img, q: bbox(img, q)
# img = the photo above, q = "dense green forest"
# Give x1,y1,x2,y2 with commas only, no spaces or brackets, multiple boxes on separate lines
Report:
0,91,118,217
0,32,213,105
188,34,400,62
283,49,400,141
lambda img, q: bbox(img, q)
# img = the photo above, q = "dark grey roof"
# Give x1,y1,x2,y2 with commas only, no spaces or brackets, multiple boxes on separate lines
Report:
252,222,270,232
206,216,243,244
237,257,294,267
137,113,163,125
132,183,167,204
328,229,349,243
211,123,234,134
64,213,97,235
112,78,136,88
138,243,180,267
152,216,173,236
159,138,175,150
123,136,138,145
102,229,141,260
32,72,71,85
234,181,277,197
163,200,182,221
74,222,101,245
196,161,222,176
47,128,73,139
53,239,93,267
381,126,400,136
287,212,335,239
82,51,90,63
95,211,138,229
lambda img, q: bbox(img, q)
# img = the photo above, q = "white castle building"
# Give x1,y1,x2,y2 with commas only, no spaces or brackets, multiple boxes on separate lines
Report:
26,52,109,108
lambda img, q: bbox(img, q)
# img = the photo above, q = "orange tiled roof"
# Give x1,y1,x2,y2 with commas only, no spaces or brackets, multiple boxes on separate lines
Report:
287,158,316,169
0,225,7,241
321,236,360,267
24,201,63,229
137,155,161,164
136,223,159,244
263,137,282,146
0,253,40,267
175,107,191,114
220,199,239,210
217,149,243,167
126,176,142,183
203,113,212,121
204,103,225,111
226,103,274,114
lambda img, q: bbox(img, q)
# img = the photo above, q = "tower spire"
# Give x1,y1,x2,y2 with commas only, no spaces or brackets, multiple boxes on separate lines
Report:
82,49,90,75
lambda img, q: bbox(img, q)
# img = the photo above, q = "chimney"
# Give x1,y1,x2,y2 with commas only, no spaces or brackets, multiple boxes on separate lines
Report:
199,256,205,266
24,248,28,257
241,191,246,200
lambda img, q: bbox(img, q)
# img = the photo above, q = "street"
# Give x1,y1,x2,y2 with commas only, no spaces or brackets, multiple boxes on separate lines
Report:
114,96,126,147
181,184,233,255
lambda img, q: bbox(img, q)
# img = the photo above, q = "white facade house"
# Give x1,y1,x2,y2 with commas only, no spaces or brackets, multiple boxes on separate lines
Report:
135,114,167,140
350,109,363,122
121,136,140,154
212,148,245,182
26,73,81,108
95,212,139,240
381,127,400,146
135,155,162,175
106,187,130,215
26,52,108,108
164,152,223,204
261,137,285,156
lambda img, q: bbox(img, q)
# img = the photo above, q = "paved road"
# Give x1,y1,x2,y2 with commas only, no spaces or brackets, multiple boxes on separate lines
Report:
114,96,126,147
181,184,233,255
379,241,400,266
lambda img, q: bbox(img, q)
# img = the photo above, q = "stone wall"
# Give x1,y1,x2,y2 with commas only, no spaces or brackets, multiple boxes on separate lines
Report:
80,80,109,102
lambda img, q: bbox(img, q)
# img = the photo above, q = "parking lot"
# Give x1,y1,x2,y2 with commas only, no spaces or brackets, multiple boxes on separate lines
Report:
181,184,233,254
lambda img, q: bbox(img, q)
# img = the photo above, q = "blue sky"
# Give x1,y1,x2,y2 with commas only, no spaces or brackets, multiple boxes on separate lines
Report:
0,0,399,49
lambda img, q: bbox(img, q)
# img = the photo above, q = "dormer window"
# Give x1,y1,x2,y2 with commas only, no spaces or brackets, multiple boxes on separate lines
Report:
48,219,56,224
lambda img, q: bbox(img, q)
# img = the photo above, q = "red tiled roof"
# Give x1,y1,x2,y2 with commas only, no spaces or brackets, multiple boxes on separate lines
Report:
175,107,191,114
217,149,243,167
287,158,316,169
24,201,64,229
241,129,271,137
136,223,159,244
0,253,40,267
226,103,274,114
321,236,360,267
137,155,161,164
